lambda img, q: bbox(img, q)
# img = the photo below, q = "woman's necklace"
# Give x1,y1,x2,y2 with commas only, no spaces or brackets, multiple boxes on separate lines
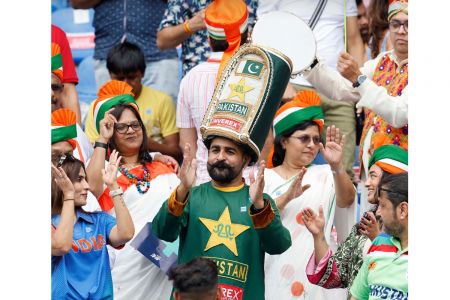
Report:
119,163,151,194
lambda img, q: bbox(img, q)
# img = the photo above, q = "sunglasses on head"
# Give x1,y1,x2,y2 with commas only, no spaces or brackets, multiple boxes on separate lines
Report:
57,153,77,167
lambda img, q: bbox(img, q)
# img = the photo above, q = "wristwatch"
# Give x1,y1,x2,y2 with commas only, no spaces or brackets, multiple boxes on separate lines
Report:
94,141,108,150
352,74,367,88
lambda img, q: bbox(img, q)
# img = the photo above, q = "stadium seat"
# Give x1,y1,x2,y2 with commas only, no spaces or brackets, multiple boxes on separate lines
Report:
52,7,95,65
51,0,69,11
76,55,98,127
76,55,97,105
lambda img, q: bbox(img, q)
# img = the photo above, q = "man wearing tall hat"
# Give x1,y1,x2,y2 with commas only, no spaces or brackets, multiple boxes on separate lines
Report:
303,0,408,219
176,0,251,185
153,1,294,297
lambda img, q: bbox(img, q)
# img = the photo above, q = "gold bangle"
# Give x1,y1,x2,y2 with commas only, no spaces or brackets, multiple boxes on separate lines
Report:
183,21,193,35
63,198,75,201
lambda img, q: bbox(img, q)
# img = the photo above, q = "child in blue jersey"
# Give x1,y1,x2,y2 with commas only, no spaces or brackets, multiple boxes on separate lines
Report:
51,150,135,299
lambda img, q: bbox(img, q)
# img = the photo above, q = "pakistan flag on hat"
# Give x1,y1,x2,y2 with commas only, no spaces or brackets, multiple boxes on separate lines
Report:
92,80,139,132
201,43,293,164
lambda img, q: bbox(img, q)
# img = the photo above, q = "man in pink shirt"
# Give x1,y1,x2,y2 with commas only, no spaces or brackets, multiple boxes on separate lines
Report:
176,0,249,185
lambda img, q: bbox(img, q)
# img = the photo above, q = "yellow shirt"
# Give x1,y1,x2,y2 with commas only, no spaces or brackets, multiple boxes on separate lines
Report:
85,86,179,144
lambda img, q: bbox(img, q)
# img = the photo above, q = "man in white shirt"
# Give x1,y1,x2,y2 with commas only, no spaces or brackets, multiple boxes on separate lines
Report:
257,0,365,181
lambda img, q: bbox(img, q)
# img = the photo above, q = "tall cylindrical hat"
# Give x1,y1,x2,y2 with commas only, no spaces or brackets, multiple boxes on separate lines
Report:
200,44,292,163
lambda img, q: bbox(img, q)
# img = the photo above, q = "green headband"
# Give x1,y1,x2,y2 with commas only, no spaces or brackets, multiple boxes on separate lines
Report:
368,145,408,169
273,106,323,137
51,53,63,72
51,124,77,144
94,94,138,132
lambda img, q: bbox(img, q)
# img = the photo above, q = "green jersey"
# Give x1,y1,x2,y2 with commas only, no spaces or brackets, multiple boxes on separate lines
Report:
153,181,292,299
350,233,408,300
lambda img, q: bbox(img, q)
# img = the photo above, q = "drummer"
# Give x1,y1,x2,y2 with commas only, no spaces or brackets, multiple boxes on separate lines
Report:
302,0,408,218
177,0,271,185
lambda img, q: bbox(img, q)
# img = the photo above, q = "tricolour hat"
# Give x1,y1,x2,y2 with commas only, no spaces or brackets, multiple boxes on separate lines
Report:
51,42,63,81
273,90,324,137
388,0,408,21
51,108,77,149
200,44,292,164
205,0,248,81
368,144,408,174
92,80,139,132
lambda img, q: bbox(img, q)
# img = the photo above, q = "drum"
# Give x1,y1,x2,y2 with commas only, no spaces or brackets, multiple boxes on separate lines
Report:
200,44,292,163
251,11,317,76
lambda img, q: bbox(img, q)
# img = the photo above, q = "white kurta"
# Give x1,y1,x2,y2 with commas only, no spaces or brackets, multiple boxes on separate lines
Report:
106,169,180,300
264,165,355,300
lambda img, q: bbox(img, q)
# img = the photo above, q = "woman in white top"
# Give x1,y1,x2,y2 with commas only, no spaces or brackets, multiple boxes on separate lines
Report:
264,90,356,300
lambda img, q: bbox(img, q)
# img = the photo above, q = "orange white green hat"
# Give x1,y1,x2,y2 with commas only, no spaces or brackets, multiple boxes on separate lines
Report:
368,144,408,174
92,80,139,132
205,0,248,80
51,108,77,149
388,0,408,21
51,42,63,81
273,90,324,137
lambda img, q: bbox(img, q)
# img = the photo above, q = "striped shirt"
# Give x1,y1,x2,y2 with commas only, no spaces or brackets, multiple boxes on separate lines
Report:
176,52,223,185
350,233,408,300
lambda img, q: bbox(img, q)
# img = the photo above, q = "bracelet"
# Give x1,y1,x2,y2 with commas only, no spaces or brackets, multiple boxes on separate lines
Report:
63,198,75,201
183,21,193,35
109,187,123,198
94,141,108,150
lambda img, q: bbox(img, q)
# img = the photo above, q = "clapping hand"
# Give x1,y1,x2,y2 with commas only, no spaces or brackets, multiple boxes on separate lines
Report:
277,167,311,210
102,150,122,189
301,206,325,237
358,211,381,241
177,143,197,197
52,164,75,199
249,161,266,210
319,125,345,171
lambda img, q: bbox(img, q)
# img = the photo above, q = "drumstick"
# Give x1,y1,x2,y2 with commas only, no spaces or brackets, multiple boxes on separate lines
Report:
344,0,347,52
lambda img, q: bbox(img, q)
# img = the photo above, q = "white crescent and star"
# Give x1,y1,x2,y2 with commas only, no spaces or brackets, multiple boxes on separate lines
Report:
247,62,260,74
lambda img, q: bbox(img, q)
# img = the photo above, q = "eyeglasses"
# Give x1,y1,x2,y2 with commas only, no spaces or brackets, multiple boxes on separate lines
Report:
57,153,76,167
289,135,321,145
114,121,142,134
389,20,408,33
51,84,64,92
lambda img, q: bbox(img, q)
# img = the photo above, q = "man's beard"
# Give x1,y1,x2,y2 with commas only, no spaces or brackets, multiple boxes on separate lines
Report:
207,160,241,184
383,217,404,238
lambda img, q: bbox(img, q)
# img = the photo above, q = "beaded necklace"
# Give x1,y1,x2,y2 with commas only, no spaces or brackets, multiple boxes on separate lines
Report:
119,164,151,194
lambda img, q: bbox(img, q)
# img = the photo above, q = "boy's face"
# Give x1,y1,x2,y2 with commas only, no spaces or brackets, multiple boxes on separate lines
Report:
110,71,143,99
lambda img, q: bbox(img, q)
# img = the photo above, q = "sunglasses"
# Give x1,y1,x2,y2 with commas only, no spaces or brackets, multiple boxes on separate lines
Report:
114,121,142,134
57,153,76,167
289,135,321,145
51,83,64,92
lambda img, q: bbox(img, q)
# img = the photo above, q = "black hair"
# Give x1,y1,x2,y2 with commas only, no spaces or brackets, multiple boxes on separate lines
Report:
169,257,218,294
51,155,87,216
209,29,248,52
356,0,363,6
378,172,408,208
108,104,153,164
272,121,320,167
106,41,146,75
